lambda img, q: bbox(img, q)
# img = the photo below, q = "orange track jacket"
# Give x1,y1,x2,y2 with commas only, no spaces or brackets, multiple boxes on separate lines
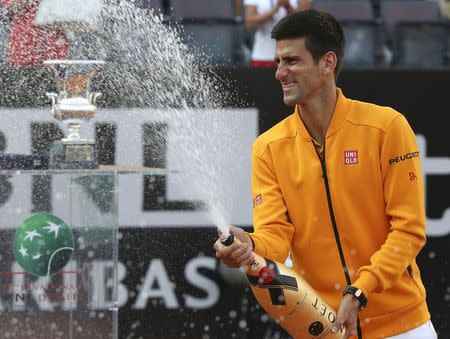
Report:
249,89,430,338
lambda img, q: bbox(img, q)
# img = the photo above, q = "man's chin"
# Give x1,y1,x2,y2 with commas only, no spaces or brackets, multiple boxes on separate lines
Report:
283,96,299,107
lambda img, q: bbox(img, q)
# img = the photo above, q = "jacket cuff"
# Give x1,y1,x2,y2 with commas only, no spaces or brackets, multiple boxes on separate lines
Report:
352,271,379,296
247,232,267,257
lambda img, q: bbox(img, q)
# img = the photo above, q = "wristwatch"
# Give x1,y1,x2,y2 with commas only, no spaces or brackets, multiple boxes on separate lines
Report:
343,285,368,310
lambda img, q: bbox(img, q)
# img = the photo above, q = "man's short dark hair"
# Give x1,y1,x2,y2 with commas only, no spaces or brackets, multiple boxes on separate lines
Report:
271,9,345,80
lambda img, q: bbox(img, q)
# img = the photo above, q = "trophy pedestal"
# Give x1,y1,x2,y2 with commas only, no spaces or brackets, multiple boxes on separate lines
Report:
0,169,120,339
50,140,98,169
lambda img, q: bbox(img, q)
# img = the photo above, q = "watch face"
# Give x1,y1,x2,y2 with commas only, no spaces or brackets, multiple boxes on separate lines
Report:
345,286,367,309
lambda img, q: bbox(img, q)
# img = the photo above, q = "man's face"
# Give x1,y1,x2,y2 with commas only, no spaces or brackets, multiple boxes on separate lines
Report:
274,37,324,106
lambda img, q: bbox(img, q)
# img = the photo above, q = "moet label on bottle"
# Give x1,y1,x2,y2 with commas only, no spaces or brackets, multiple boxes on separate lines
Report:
246,254,345,338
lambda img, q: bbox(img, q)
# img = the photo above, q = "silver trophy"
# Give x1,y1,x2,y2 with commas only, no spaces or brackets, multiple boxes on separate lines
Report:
44,59,104,169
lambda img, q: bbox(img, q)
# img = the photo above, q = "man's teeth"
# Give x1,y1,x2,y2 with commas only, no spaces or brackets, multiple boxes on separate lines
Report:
284,82,296,88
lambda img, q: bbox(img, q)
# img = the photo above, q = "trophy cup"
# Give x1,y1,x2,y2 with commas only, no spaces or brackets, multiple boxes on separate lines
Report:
44,60,105,169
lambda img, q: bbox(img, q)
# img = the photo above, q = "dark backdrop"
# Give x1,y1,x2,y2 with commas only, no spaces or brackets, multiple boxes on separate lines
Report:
0,67,448,338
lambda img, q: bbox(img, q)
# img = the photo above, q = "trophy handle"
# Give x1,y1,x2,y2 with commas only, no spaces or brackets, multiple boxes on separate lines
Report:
46,92,58,105
46,92,59,118
90,92,102,105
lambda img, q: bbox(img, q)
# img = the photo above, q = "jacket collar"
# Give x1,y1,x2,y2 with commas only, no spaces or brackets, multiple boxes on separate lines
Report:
293,88,352,141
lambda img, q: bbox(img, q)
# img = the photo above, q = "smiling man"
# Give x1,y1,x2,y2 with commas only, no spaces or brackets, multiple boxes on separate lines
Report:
215,9,437,339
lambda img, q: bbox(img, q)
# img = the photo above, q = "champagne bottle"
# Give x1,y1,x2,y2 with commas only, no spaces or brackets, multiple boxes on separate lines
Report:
221,234,344,338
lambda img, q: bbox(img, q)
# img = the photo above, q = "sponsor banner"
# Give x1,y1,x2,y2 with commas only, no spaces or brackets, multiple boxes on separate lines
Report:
1,107,447,235
0,227,448,337
0,108,258,228
0,227,290,339
416,135,450,236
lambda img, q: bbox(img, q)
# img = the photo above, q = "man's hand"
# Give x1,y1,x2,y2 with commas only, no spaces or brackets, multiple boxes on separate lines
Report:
275,0,289,10
277,0,290,6
214,226,254,268
298,0,311,11
331,294,360,338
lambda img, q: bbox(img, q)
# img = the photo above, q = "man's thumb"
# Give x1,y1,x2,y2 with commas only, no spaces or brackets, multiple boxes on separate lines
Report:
331,313,344,333
216,227,224,237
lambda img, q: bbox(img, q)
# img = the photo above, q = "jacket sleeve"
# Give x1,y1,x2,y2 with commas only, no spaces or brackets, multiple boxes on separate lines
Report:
248,143,295,263
353,114,426,295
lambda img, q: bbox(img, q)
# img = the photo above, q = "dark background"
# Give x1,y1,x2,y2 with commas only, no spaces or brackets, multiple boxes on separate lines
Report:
0,67,448,338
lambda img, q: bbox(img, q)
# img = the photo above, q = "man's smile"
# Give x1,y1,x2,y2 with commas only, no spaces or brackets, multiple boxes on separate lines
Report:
281,81,297,90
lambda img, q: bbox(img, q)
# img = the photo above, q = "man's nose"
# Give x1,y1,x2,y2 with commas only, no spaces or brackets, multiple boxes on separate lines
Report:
275,64,287,81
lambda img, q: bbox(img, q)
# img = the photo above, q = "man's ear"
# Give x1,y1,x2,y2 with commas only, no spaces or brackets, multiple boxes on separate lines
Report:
322,51,337,76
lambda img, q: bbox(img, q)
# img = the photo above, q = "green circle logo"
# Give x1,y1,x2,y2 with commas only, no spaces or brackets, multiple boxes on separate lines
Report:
13,214,74,276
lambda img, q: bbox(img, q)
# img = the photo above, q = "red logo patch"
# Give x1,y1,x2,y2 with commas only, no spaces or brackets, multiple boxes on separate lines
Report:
259,266,275,284
255,194,262,206
344,150,358,165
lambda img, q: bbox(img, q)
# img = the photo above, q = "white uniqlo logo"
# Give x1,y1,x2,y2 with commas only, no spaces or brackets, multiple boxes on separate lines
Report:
344,150,358,165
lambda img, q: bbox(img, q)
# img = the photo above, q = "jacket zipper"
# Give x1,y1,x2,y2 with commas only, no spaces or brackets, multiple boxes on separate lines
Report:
314,140,363,339
407,265,414,278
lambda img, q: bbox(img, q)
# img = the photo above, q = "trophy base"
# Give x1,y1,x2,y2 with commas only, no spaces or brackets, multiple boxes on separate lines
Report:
50,140,98,169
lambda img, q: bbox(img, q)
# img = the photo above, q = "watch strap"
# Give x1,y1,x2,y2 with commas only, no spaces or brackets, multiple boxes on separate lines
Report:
343,285,368,310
